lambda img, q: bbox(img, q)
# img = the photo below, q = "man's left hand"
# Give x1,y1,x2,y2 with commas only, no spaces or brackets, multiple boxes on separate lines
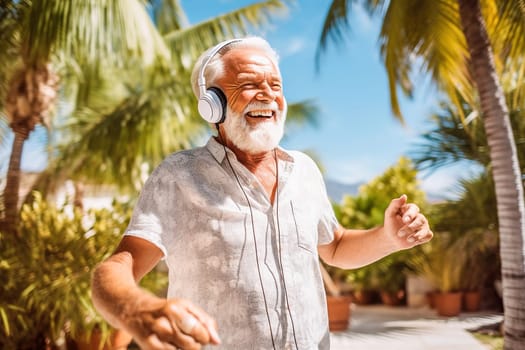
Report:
384,194,433,249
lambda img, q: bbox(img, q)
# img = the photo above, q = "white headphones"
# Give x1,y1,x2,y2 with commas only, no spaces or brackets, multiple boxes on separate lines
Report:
197,39,242,124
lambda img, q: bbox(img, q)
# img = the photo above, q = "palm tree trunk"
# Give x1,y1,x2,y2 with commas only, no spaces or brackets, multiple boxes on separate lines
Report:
2,63,58,235
458,0,525,348
2,127,30,235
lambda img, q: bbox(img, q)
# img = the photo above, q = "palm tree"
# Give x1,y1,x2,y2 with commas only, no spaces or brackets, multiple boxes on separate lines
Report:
0,0,171,233
317,0,525,347
0,0,295,233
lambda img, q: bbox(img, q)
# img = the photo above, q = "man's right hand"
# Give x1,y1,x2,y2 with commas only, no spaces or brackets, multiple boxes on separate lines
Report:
91,237,221,350
125,296,221,350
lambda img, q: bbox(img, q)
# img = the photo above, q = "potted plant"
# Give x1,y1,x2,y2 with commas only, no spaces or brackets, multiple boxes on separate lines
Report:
456,229,499,312
408,233,465,317
343,264,379,305
372,253,409,306
0,192,167,349
320,263,353,332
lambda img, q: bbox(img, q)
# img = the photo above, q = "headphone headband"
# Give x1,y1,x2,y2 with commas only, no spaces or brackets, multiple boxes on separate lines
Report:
198,39,242,95
197,39,243,124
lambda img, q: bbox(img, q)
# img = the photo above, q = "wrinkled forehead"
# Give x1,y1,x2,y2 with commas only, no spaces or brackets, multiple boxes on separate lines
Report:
221,48,281,77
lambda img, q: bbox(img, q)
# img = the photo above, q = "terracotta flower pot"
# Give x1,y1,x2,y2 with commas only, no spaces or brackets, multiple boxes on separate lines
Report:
352,290,375,305
426,291,437,309
74,329,133,350
326,295,352,331
434,291,463,317
463,291,481,312
380,290,405,306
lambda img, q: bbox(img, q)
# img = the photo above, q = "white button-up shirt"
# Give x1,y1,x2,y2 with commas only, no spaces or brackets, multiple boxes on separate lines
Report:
126,137,338,349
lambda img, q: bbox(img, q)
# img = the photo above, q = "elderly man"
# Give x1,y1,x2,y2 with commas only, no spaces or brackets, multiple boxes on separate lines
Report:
91,36,433,350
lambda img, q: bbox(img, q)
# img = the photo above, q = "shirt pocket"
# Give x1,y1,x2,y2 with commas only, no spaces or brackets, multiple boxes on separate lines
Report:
289,201,317,254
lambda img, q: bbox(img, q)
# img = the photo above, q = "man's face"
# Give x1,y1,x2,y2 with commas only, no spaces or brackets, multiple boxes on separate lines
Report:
216,48,287,154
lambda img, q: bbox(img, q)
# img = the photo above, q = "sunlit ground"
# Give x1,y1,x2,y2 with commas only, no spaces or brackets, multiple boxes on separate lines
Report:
330,304,503,350
472,331,504,350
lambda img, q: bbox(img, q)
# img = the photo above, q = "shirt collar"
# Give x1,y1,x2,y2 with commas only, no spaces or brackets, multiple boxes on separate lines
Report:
205,136,294,164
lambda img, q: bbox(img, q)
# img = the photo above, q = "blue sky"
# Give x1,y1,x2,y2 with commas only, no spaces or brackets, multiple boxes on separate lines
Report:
182,0,479,198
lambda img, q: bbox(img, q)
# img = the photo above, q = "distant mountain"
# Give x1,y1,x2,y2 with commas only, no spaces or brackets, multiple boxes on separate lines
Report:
325,178,448,204
325,178,362,203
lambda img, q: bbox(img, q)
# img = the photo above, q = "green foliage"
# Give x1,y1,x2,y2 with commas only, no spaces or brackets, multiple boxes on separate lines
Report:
408,233,464,293
407,224,498,294
336,156,426,229
424,172,500,292
332,157,427,294
413,95,525,185
0,192,167,348
430,172,498,234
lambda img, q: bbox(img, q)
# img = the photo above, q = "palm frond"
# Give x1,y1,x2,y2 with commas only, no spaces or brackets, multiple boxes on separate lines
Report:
411,101,489,172
23,0,170,67
51,72,205,192
412,83,525,177
286,99,319,129
315,0,353,70
0,0,28,107
379,0,472,122
154,0,190,34
163,0,288,70
491,0,525,111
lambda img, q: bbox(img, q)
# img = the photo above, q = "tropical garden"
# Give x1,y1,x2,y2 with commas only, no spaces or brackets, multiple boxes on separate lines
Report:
0,0,524,349
317,1,524,349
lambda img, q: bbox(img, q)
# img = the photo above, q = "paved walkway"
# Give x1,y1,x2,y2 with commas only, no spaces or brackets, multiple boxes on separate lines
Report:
330,305,503,350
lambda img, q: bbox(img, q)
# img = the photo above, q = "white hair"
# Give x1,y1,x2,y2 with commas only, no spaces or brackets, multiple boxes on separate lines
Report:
190,36,280,99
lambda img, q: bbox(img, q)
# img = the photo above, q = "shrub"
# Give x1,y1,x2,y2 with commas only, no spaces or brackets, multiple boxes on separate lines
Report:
0,192,167,348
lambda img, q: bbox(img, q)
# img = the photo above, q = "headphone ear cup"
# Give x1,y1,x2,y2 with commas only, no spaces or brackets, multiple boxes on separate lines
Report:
198,87,227,124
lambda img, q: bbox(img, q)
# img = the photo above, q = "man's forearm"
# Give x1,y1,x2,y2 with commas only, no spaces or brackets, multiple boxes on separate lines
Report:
320,226,399,269
91,252,161,330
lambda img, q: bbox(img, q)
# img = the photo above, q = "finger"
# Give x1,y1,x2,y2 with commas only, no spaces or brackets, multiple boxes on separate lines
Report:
170,334,202,350
385,194,408,219
178,301,220,344
186,305,221,344
149,316,198,349
407,214,426,230
144,334,177,350
151,316,176,339
400,203,420,224
166,303,210,346
179,315,198,334
165,317,203,350
397,226,412,238
408,227,433,244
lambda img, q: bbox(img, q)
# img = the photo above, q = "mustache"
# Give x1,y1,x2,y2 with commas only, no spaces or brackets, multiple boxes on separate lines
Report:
242,101,281,114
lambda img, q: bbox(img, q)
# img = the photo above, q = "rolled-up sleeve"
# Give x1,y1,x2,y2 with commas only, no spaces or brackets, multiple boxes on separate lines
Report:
125,167,175,257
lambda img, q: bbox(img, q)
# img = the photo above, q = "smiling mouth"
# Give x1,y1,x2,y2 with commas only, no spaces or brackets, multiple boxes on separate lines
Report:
245,110,275,119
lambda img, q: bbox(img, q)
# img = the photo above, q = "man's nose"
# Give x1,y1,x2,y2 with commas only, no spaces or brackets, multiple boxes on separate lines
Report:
256,83,276,102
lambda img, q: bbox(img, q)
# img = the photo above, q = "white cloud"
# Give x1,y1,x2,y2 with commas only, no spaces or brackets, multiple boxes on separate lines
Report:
419,172,459,198
279,37,307,57
325,157,380,184
418,162,484,199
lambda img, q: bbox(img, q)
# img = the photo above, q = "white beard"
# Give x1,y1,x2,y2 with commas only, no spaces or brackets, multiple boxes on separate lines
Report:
222,100,287,154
